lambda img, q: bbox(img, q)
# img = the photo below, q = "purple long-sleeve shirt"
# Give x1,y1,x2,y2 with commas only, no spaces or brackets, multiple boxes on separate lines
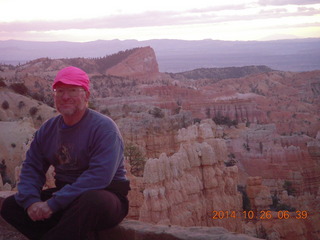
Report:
15,109,126,213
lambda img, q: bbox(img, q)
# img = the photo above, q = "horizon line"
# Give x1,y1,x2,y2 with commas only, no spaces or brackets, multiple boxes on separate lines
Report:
1,37,320,43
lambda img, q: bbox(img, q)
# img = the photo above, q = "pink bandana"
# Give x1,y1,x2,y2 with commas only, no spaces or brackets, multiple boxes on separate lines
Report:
53,66,90,92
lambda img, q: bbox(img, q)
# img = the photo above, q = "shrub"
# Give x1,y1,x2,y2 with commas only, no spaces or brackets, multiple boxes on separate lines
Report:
205,108,211,118
259,142,263,154
2,100,9,110
29,106,38,116
125,144,146,177
283,180,296,196
101,108,111,116
270,192,296,211
237,185,251,211
0,78,6,87
225,160,236,167
88,101,96,110
10,83,28,95
270,192,279,210
213,115,238,127
193,118,201,124
243,143,250,151
274,203,296,212
18,101,25,109
30,92,45,102
0,160,11,184
225,153,237,166
173,106,181,114
149,107,164,118
0,160,6,178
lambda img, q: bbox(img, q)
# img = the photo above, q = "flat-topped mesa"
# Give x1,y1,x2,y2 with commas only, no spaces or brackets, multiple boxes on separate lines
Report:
106,47,159,79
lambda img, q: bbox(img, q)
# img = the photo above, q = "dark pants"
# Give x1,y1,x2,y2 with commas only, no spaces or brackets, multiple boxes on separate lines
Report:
0,181,129,240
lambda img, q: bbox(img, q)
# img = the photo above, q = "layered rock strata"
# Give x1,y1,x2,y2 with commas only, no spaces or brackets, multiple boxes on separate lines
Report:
139,120,243,232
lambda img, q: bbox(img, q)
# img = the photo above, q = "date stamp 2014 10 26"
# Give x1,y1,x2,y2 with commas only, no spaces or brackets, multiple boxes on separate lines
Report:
212,210,309,220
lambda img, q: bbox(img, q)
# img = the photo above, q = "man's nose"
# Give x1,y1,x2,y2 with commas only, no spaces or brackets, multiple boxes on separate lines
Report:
61,91,72,98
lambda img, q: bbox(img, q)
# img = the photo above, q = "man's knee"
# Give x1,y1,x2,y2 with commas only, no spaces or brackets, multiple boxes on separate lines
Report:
79,190,121,213
0,195,16,219
0,195,27,229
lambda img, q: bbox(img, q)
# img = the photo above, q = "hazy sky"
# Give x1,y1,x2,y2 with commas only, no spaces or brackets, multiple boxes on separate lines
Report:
0,0,319,42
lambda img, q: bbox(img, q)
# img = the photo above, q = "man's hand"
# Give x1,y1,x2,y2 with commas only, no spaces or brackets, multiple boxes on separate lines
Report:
27,201,53,221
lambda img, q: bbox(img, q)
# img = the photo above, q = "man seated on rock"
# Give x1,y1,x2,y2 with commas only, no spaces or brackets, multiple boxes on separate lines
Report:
0,66,130,240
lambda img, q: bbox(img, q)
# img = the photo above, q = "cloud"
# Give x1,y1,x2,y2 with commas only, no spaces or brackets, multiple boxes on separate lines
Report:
259,0,320,6
188,4,247,13
259,6,320,17
1,4,319,33
0,11,214,32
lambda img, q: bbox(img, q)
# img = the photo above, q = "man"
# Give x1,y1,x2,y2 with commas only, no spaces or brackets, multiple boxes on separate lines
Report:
0,66,130,240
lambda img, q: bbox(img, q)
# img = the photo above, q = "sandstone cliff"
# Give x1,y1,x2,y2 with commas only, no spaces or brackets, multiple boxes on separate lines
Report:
105,46,159,79
132,122,320,239
139,120,243,232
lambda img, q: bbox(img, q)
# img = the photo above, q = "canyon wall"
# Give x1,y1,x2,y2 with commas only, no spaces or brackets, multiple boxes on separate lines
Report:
128,121,320,239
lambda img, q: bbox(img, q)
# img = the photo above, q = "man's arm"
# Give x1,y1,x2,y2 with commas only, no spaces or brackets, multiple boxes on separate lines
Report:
15,131,51,211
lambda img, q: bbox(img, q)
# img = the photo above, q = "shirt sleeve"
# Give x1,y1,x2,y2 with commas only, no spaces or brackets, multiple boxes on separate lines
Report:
15,131,50,210
47,130,124,213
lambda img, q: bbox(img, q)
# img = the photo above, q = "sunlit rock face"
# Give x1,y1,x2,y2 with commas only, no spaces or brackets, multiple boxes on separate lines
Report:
139,121,243,232
106,46,159,79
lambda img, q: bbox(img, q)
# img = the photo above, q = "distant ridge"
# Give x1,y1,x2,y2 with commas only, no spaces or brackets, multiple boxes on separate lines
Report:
0,38,319,73
169,65,274,81
20,47,142,74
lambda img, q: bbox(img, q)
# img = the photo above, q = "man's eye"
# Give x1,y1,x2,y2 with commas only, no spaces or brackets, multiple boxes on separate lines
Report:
70,89,77,92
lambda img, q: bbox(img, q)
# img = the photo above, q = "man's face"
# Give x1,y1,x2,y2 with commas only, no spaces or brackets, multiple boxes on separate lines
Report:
54,84,89,117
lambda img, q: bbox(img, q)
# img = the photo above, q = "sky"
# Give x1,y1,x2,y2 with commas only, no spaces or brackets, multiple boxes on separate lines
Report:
0,0,319,42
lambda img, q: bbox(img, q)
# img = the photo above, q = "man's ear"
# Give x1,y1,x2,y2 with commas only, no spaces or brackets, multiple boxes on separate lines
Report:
85,91,90,101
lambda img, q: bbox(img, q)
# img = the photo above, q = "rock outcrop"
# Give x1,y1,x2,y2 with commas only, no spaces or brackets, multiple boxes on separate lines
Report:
139,120,243,233
0,209,260,240
246,177,272,212
91,220,260,240
0,89,57,185
106,46,159,79
0,120,35,185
